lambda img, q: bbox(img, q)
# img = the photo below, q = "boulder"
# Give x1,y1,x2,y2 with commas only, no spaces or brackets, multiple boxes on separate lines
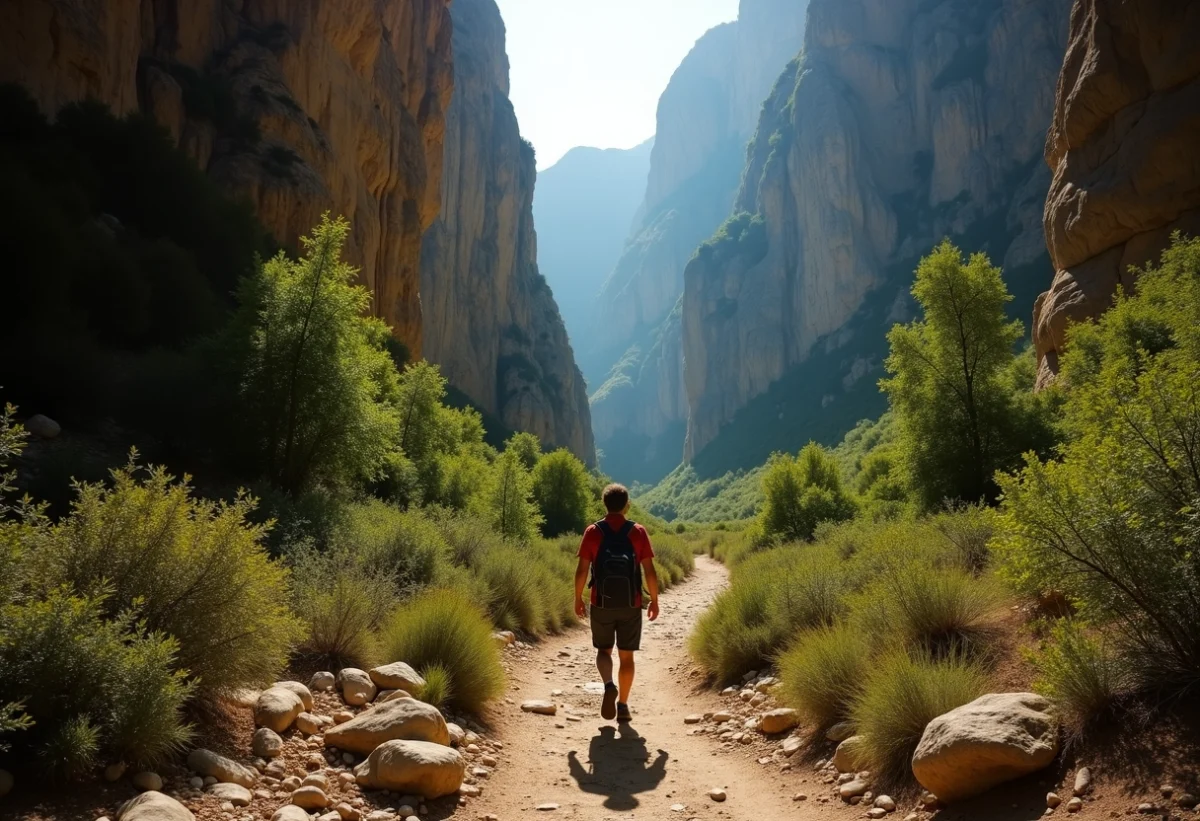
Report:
207,783,252,807
338,668,377,706
832,736,870,773
255,687,305,733
292,786,331,809
25,414,61,439
827,722,855,742
446,722,466,746
131,772,163,792
272,681,315,712
353,739,465,798
252,727,284,759
310,671,336,692
117,792,195,821
325,696,450,754
369,662,426,694
912,693,1060,803
187,749,258,788
759,708,800,734
272,808,311,821
296,712,322,736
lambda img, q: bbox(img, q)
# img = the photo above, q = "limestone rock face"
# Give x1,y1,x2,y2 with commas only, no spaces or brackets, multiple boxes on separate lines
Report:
683,0,1071,462
420,0,593,463
0,0,454,357
1034,0,1200,386
325,696,450,754
912,693,1060,803
589,0,809,482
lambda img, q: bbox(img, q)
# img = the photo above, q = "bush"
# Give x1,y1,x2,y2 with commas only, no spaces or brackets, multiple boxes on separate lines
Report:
417,664,453,710
472,541,576,636
290,551,392,668
689,570,777,682
483,449,542,541
760,444,856,543
346,501,450,594
531,449,593,537
32,462,301,693
377,588,505,712
650,534,695,590
1030,620,1134,731
778,624,871,731
851,651,987,784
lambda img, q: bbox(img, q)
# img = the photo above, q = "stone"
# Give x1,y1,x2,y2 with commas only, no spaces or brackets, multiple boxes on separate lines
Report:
102,761,128,782
335,803,360,821
332,710,354,725
912,693,1060,803
535,804,559,811
310,672,336,692
272,681,315,712
1137,804,1158,814
338,668,377,707
132,772,163,792
446,722,465,746
709,788,727,802
117,792,195,821
292,786,331,809
296,712,322,736
1178,794,1200,809
758,708,800,735
839,780,869,800
369,662,426,694
255,687,306,733
1073,767,1092,797
352,739,465,799
253,728,285,759
832,736,870,773
459,784,482,797
521,700,557,716
25,414,61,439
826,722,855,742
781,737,803,757
875,795,896,812
272,808,311,821
1048,793,1062,808
187,749,258,788
303,773,330,791
867,810,888,820
1068,797,1083,812
325,696,450,754
0,769,11,797
684,714,703,724
207,783,252,807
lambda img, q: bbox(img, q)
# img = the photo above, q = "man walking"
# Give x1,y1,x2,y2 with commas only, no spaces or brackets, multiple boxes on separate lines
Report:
574,483,660,722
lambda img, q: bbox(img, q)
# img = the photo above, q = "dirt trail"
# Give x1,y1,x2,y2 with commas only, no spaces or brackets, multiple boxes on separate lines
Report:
478,556,813,820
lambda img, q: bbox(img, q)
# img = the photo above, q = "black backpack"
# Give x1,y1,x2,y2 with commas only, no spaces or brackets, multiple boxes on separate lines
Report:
589,520,641,609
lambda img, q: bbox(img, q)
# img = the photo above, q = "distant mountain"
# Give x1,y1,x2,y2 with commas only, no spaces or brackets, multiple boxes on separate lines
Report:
533,139,653,367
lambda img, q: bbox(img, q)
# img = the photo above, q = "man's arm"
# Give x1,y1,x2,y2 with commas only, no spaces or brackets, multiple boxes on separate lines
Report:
574,556,591,618
641,557,660,621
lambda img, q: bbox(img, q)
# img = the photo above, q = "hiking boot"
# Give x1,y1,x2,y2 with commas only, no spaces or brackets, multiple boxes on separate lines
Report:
616,702,632,723
601,682,618,720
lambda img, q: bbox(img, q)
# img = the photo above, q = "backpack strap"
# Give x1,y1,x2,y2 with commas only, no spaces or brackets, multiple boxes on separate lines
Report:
595,519,613,537
618,521,635,539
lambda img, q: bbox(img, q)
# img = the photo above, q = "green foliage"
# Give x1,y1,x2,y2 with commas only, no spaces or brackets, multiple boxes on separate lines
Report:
483,449,543,541
289,549,391,668
472,541,576,636
417,663,453,710
506,432,543,471
1030,621,1133,730
230,215,401,493
851,651,988,784
346,501,450,594
996,235,1200,694
640,462,765,523
695,211,768,268
759,444,857,542
778,624,871,731
531,449,593,537
649,534,696,589
882,241,1054,508
377,588,505,712
32,462,301,693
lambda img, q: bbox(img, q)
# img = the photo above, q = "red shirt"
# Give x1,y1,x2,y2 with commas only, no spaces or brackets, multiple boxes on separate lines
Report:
578,513,655,606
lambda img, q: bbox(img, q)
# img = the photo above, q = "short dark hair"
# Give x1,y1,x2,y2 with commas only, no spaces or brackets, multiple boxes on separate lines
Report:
602,483,630,513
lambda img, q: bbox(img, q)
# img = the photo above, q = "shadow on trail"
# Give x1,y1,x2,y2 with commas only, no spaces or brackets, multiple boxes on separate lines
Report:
567,724,669,810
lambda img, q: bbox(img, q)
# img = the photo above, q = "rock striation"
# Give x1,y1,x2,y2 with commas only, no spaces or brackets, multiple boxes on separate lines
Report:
420,0,594,463
1033,0,1200,387
0,0,453,357
683,0,1071,463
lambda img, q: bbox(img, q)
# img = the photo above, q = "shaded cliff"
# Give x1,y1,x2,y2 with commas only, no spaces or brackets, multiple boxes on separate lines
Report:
1033,0,1200,387
420,0,594,464
681,0,1071,470
589,0,809,484
533,140,654,351
0,0,453,357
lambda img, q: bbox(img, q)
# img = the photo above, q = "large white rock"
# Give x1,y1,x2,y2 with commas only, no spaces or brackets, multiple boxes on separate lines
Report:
369,662,426,694
255,687,305,733
272,681,315,712
353,739,465,798
117,792,195,821
325,696,450,754
338,668,377,706
187,749,257,788
912,693,1060,803
310,671,336,692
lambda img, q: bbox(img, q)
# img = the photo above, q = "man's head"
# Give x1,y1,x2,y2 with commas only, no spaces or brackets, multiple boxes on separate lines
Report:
602,483,630,514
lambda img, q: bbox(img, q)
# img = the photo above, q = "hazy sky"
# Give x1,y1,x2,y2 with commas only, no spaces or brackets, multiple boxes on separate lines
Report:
494,0,741,169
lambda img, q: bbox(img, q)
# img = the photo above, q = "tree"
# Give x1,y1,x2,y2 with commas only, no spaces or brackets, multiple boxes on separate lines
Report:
882,241,1028,509
484,449,542,541
234,215,400,493
760,443,856,542
532,449,593,537
506,432,543,471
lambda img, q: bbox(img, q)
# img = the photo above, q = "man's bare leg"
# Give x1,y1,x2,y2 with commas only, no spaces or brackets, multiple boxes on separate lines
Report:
617,650,636,703
596,648,614,683
598,648,618,720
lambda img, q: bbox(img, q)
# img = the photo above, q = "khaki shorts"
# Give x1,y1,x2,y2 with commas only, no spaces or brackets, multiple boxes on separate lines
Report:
589,606,643,652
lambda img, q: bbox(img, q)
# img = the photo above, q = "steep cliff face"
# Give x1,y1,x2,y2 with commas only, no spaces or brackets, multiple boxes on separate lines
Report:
420,0,594,464
1033,0,1200,386
0,0,453,357
683,0,1071,467
589,0,808,483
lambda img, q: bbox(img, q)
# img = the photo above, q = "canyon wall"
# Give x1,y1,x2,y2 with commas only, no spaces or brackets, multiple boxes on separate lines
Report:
682,0,1071,467
1033,0,1200,386
420,0,594,463
0,0,453,357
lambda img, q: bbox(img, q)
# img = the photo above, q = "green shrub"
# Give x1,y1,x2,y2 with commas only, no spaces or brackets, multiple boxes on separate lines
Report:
290,551,392,668
689,570,777,682
1031,620,1133,730
531,449,593,537
651,534,695,590
778,624,871,731
482,449,543,541
474,545,549,635
32,462,301,693
932,504,995,575
347,501,450,594
377,588,505,712
417,664,453,710
851,651,987,784
760,445,857,543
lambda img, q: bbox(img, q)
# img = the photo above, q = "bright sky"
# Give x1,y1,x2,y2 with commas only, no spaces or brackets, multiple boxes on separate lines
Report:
495,0,741,169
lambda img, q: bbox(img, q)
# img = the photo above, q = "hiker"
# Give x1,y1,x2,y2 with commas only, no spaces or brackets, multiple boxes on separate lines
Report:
574,483,660,722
